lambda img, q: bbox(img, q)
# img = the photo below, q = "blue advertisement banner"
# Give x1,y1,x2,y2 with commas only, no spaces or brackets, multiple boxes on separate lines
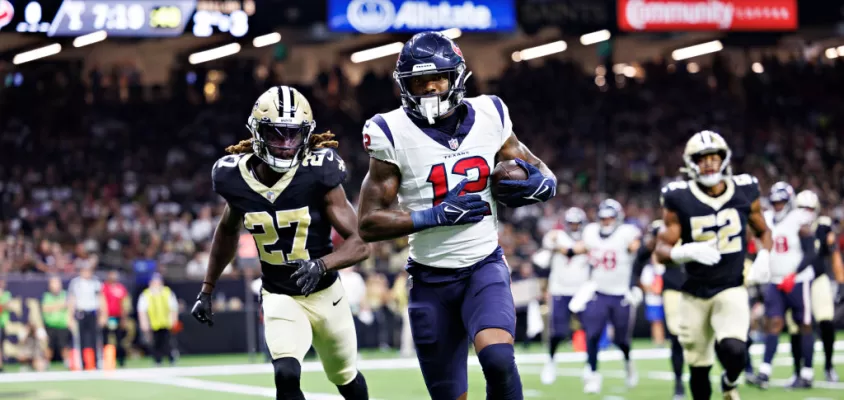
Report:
327,0,516,34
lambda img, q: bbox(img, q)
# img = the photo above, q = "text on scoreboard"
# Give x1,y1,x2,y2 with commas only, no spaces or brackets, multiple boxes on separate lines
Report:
0,0,254,37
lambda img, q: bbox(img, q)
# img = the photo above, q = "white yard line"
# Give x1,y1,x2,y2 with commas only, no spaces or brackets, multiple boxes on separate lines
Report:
0,340,839,385
125,375,358,400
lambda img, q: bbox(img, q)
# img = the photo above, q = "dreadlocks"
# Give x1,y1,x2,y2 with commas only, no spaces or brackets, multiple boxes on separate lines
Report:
225,131,339,155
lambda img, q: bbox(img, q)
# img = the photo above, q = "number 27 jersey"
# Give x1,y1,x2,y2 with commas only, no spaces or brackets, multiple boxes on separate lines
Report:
362,95,512,269
660,174,760,298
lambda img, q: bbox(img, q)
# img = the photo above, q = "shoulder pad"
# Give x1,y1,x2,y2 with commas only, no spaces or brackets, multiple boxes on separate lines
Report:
302,148,347,189
362,115,399,165
484,95,513,147
733,174,760,201
732,174,757,186
660,181,688,209
818,216,832,227
211,154,246,197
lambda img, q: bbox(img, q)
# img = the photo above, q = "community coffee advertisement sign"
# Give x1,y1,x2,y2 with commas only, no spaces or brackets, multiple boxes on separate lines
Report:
618,0,798,32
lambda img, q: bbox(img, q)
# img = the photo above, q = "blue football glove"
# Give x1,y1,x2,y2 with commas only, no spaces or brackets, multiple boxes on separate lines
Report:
288,258,327,296
496,158,557,208
411,178,488,231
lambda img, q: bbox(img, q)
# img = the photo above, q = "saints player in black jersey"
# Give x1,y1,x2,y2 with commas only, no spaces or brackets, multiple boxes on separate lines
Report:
633,219,687,400
784,189,844,383
655,131,773,400
190,86,371,400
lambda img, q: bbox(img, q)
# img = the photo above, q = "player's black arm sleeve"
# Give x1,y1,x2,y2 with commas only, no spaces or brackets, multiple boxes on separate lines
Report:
201,204,243,294
495,133,556,182
795,227,817,274
321,184,371,270
631,241,654,287
358,158,417,242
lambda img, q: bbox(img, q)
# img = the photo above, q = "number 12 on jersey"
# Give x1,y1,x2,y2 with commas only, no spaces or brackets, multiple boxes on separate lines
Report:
426,157,491,214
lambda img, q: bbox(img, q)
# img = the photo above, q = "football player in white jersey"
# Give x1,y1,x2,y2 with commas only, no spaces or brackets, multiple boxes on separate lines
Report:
574,199,642,393
751,182,818,389
538,207,589,385
357,31,557,400
783,190,844,383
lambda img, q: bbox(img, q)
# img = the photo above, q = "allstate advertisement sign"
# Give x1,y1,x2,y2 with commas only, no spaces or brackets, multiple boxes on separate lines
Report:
328,0,516,34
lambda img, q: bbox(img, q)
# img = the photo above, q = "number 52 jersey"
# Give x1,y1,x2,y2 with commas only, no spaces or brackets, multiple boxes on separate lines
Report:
363,95,512,269
211,149,347,296
660,174,760,299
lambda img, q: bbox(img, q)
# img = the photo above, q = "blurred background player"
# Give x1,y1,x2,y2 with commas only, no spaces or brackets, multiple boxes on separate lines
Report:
574,199,642,394
102,269,130,368
539,207,589,385
190,86,371,400
67,264,106,370
42,276,71,368
0,278,8,372
357,31,556,400
634,219,687,400
137,273,178,366
750,182,817,389
782,189,844,384
656,131,772,400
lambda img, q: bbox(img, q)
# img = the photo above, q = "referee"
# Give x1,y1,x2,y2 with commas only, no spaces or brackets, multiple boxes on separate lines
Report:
68,264,105,370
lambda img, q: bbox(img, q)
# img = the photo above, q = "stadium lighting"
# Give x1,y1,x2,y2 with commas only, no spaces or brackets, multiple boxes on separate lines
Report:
73,30,107,48
441,28,462,39
825,48,839,59
253,32,281,48
837,46,844,57
671,40,723,61
511,40,567,62
580,30,611,46
751,62,764,74
351,42,404,63
687,62,700,74
13,43,62,65
188,43,242,65
350,28,461,64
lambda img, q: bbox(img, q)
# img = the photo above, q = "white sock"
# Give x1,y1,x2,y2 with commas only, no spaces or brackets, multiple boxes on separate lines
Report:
801,367,814,380
759,363,772,376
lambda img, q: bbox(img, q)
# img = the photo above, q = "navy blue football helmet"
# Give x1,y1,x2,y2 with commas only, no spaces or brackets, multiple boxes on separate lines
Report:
394,31,471,124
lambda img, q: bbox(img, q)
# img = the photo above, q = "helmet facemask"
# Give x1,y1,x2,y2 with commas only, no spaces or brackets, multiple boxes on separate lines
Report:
564,208,586,240
248,117,315,173
395,65,472,125
685,148,731,187
597,201,624,236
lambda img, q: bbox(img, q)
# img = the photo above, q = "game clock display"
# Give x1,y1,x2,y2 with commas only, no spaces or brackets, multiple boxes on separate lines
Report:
0,0,252,37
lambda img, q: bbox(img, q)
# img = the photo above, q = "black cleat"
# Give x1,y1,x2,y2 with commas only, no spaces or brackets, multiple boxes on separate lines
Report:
786,377,812,389
745,372,769,390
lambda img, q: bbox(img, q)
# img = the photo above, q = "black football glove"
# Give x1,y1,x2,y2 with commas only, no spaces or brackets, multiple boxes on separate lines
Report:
191,292,214,327
288,259,327,296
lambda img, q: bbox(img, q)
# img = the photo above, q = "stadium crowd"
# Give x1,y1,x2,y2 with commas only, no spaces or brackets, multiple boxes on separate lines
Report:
1,52,844,357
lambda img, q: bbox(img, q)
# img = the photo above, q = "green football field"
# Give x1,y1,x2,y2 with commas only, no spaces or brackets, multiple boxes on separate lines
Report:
1,340,842,400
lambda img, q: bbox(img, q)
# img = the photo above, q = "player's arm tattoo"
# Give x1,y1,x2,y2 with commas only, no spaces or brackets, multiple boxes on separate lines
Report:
654,207,682,264
201,204,243,294
496,133,556,180
321,184,371,270
357,158,416,242
747,199,773,251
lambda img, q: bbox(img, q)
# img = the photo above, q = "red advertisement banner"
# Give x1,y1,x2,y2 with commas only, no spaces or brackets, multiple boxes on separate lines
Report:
618,0,798,31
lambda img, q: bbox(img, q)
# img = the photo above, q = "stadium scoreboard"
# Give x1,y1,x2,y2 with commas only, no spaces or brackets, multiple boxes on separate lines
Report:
0,0,255,37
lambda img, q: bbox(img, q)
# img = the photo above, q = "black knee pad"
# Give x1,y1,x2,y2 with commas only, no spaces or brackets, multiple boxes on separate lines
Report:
272,357,302,387
718,338,747,361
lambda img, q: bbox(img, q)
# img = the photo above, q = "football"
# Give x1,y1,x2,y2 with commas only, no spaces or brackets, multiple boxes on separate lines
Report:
491,160,528,198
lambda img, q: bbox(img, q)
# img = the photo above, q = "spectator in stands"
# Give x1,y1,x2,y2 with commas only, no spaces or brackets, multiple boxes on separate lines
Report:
640,264,666,346
137,273,177,366
67,264,105,370
42,276,71,366
102,270,129,367
0,278,8,371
